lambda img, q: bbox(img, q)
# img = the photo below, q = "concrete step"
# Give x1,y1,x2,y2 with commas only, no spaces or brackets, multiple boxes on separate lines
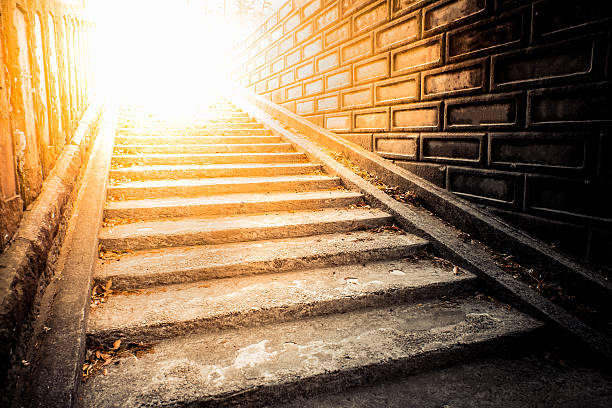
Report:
109,163,322,180
88,258,476,343
107,175,341,200
98,207,393,251
104,190,364,220
113,143,295,155
111,152,307,166
81,297,542,408
117,116,255,126
117,128,272,136
118,122,265,130
95,231,427,289
114,135,282,145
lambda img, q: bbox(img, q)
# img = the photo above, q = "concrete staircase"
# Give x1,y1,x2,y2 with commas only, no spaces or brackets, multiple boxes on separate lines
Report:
80,101,542,407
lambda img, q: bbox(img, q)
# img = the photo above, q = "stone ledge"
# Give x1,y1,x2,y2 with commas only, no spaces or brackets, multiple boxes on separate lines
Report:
0,100,103,401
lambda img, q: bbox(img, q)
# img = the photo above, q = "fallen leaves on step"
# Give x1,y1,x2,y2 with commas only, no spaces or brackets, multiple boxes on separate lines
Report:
91,279,113,306
370,224,407,235
82,340,154,381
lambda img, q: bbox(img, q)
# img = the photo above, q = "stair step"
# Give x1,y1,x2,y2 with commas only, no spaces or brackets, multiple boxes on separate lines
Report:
107,175,341,199
95,231,428,289
117,128,272,136
111,152,307,166
88,258,476,343
104,190,364,220
81,297,542,408
118,122,265,130
114,135,282,145
109,163,322,180
113,143,295,154
98,207,393,251
117,116,255,126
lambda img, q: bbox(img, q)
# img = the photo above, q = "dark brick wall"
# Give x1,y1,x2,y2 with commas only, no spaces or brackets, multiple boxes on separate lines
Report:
234,0,612,270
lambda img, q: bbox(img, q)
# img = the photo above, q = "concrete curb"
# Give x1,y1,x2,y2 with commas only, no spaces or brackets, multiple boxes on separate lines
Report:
24,107,117,408
233,89,612,361
0,101,104,399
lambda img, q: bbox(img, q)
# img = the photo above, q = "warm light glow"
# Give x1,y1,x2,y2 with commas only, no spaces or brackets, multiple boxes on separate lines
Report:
90,0,249,114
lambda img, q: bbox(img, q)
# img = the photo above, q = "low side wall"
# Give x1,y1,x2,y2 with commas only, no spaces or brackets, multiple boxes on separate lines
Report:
233,0,612,272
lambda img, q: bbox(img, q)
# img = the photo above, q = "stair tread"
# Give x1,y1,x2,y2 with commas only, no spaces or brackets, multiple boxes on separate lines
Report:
107,174,338,189
114,143,293,148
109,162,319,173
81,297,541,407
112,152,303,159
94,231,427,287
105,190,363,210
88,258,475,340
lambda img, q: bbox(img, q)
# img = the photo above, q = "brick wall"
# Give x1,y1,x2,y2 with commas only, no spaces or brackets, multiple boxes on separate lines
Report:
0,0,94,251
233,0,612,270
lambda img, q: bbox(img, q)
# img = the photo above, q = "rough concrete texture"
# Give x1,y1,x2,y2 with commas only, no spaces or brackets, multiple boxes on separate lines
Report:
99,207,393,251
118,128,271,136
114,142,295,154
112,151,308,166
80,298,542,407
104,190,364,219
89,258,473,343
114,135,281,145
94,231,428,289
107,174,340,199
277,352,612,408
109,162,322,180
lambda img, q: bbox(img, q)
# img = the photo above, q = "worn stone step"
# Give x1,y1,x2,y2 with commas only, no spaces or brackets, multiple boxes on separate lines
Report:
118,122,265,130
107,175,341,200
98,207,393,251
104,190,364,220
95,231,427,289
117,116,255,126
117,128,272,136
109,163,322,180
88,258,475,343
81,297,542,408
111,152,307,166
114,135,282,145
113,143,295,155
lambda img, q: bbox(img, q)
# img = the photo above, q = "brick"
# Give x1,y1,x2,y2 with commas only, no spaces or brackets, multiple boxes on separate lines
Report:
286,49,301,67
316,93,341,111
256,81,267,94
525,175,608,219
447,167,522,207
304,76,325,96
342,0,375,17
266,46,279,62
391,35,443,76
446,11,525,62
296,60,315,79
491,37,599,90
280,70,295,86
303,36,323,59
250,73,259,85
532,0,612,42
279,36,295,53
392,0,436,18
353,1,389,35
272,89,283,103
270,26,283,42
303,0,323,18
374,133,419,160
281,101,296,113
374,74,419,105
421,58,487,99
325,22,350,49
267,12,279,28
326,68,352,90
305,114,325,127
256,54,266,67
391,101,441,131
600,133,612,176
375,12,420,52
354,107,389,131
341,133,374,150
272,58,285,74
421,133,485,164
286,83,303,100
296,98,316,114
267,76,280,91
341,85,374,108
423,0,487,35
445,93,521,130
395,161,447,188
341,34,373,64
296,0,311,8
296,22,314,43
284,12,301,33
325,113,352,131
316,50,340,73
279,1,293,20
316,4,340,31
488,132,592,173
354,55,390,84
527,83,612,128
